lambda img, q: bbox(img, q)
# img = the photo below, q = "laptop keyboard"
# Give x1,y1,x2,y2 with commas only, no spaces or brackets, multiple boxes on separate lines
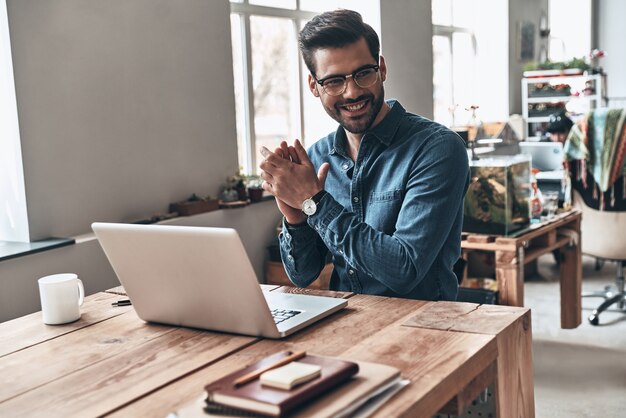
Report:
271,308,302,324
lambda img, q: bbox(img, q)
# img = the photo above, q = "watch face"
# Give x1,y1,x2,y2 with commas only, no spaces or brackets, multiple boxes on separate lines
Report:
302,198,317,216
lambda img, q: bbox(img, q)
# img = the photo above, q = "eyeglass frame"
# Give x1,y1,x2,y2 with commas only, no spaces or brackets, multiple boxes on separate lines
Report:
313,64,381,96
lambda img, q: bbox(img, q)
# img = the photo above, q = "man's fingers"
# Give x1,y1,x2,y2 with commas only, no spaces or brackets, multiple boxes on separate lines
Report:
279,142,290,160
261,180,273,193
293,139,312,165
317,162,330,187
288,145,300,164
259,146,288,173
260,146,272,158
259,171,273,182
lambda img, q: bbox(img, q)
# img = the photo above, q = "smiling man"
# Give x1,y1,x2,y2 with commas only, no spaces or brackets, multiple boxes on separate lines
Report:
259,9,469,301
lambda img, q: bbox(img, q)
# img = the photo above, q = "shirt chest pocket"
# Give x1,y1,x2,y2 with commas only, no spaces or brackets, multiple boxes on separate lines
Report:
367,189,403,232
370,189,402,202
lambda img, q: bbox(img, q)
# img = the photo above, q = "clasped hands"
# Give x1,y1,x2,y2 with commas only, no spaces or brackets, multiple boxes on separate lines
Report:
259,139,329,225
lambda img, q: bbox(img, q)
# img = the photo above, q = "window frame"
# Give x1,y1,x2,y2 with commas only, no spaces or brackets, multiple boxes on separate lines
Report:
230,1,318,174
0,0,29,242
432,22,477,126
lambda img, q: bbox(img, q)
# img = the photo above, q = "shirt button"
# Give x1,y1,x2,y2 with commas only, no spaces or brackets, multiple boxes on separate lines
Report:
338,249,344,254
287,255,294,261
342,164,349,170
353,197,359,203
284,233,291,240
348,269,355,275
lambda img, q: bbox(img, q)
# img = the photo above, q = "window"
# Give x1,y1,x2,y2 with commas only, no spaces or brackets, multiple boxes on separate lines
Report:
0,0,29,242
548,0,592,62
432,0,507,128
230,1,380,174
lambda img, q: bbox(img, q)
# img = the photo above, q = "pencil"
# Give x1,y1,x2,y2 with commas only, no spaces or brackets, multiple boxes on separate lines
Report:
233,351,306,387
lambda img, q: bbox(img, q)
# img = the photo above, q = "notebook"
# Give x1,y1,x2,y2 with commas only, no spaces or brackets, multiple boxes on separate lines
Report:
519,141,565,171
91,222,347,338
204,351,359,417
171,358,405,418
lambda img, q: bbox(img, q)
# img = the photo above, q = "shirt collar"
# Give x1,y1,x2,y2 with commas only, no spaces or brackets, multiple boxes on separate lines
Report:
331,99,405,155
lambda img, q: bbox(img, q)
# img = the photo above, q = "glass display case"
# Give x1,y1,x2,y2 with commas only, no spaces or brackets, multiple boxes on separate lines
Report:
463,155,531,235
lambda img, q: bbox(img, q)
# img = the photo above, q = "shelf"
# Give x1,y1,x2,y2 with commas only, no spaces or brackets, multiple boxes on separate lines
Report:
527,113,588,124
526,95,599,103
522,73,602,84
522,73,606,136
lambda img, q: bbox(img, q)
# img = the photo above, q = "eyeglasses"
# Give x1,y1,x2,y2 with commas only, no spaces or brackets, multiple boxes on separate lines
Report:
314,65,380,96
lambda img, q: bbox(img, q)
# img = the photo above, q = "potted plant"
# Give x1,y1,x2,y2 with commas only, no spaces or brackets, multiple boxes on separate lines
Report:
523,56,591,77
226,170,250,201
169,193,219,216
245,175,264,203
220,176,241,202
226,173,247,201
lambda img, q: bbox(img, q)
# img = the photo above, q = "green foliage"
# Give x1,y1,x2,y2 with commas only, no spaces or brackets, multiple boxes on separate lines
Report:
524,57,590,72
186,193,213,202
226,169,262,190
567,57,589,71
187,193,201,202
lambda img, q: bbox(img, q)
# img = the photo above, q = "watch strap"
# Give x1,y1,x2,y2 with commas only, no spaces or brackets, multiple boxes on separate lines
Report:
311,190,327,204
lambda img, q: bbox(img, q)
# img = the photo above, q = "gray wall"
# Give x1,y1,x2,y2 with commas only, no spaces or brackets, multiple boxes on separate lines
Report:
379,0,434,119
508,0,549,115
597,0,626,101
7,0,238,241
0,200,282,322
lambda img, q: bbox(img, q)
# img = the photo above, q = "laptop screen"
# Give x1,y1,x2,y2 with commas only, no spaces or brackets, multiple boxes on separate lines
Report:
519,141,564,171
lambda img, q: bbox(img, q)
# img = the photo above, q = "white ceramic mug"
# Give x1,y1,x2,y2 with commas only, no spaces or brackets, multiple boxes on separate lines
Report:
38,273,85,325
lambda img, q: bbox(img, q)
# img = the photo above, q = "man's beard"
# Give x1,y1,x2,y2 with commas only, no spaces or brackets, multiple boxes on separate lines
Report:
323,86,385,134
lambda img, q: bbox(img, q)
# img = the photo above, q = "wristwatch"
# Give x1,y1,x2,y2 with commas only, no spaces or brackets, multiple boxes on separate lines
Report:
301,190,327,216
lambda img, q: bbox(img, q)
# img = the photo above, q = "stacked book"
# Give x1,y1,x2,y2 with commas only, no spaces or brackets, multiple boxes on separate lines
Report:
174,350,407,417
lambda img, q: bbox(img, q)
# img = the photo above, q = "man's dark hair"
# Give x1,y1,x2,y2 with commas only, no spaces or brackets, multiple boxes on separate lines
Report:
299,9,380,77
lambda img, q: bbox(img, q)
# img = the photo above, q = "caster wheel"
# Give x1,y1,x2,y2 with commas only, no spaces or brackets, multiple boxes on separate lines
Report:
588,314,599,326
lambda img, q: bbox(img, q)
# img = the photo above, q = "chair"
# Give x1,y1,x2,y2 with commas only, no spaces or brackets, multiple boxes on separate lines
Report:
565,107,626,325
573,190,626,325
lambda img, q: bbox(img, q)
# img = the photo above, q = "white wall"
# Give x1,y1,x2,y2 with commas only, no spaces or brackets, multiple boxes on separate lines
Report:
7,0,239,240
597,0,626,100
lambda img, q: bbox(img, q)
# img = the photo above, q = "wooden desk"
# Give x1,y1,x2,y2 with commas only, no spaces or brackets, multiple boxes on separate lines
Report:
462,209,582,329
0,288,534,418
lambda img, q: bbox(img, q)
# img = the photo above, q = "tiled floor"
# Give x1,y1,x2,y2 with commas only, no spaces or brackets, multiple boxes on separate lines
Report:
527,254,626,418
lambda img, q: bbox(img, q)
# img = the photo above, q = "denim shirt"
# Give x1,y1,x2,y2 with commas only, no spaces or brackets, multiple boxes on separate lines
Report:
279,100,469,301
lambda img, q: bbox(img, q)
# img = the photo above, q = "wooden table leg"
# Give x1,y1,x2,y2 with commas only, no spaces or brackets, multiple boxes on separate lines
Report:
496,247,524,307
492,309,535,418
559,241,582,328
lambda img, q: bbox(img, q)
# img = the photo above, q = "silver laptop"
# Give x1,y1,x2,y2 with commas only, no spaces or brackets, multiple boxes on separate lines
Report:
92,222,347,338
519,141,564,171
